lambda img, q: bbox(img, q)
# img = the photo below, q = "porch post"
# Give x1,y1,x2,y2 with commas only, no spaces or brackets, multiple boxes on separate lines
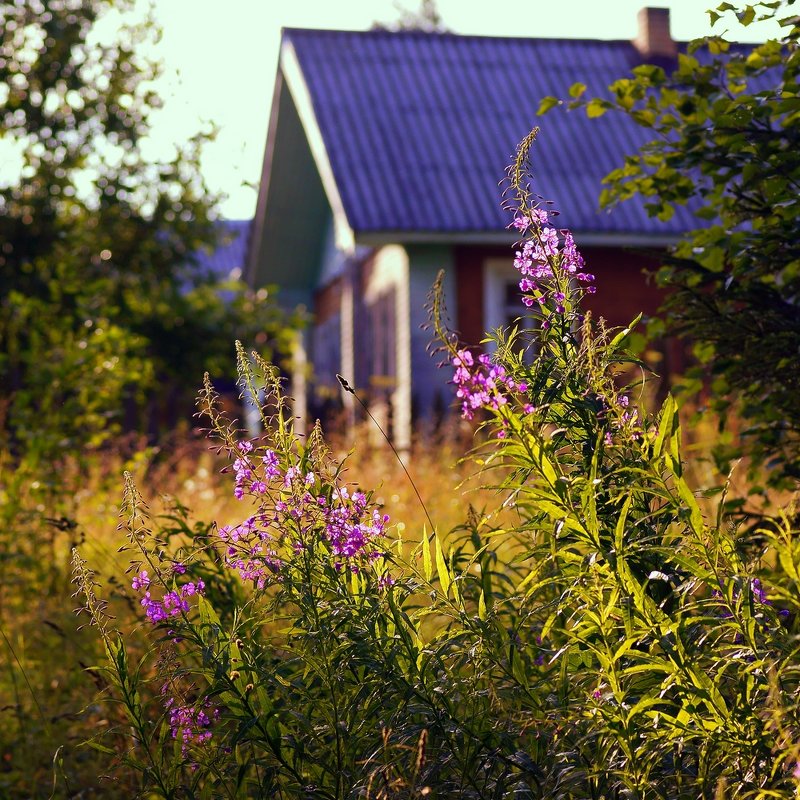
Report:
290,327,308,438
393,248,412,460
340,260,356,434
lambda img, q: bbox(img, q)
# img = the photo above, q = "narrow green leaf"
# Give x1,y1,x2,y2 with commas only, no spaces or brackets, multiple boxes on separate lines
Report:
609,313,642,350
422,527,432,582
435,534,451,597
615,493,632,555
526,433,559,487
84,741,116,755
676,473,704,534
653,393,677,458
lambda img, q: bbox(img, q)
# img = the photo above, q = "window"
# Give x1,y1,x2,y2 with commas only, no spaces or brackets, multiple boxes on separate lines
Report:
483,258,537,356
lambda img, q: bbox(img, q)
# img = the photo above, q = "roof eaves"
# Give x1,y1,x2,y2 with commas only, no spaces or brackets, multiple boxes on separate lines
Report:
354,230,684,248
280,38,356,255
246,70,283,286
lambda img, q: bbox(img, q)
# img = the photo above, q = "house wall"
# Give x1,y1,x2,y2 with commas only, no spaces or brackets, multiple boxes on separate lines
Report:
318,215,350,286
350,243,457,443
453,243,688,379
309,239,685,439
455,243,666,332
405,245,457,425
309,211,361,417
579,247,664,327
362,246,407,448
311,269,343,420
579,246,689,380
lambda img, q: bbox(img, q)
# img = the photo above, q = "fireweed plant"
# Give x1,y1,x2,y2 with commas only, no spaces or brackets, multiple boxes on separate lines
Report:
75,129,800,799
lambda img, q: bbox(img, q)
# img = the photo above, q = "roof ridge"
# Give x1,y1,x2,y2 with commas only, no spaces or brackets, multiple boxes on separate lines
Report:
281,27,652,46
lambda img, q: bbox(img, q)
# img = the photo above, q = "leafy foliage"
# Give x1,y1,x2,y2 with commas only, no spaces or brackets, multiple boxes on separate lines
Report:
0,6,297,791
0,0,297,462
541,0,800,488
76,134,800,798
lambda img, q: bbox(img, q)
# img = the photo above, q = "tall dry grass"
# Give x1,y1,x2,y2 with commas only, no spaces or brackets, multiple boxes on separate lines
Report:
0,423,494,798
0,401,787,798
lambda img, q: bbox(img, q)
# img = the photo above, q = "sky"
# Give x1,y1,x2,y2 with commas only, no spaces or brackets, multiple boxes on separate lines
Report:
141,0,783,220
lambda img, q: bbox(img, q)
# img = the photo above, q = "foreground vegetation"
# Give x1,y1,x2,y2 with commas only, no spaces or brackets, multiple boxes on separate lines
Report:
63,137,800,798
0,427,483,798
3,2,800,796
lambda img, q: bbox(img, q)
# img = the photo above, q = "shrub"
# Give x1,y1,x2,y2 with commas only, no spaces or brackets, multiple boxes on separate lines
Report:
76,130,800,798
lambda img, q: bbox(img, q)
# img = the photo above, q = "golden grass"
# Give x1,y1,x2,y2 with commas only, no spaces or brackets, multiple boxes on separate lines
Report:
0,404,789,798
0,424,494,793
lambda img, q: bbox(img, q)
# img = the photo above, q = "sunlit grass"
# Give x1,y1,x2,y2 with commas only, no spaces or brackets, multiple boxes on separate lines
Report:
0,400,790,798
0,425,491,798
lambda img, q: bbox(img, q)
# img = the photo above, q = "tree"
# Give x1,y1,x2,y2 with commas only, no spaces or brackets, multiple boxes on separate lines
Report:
0,0,296,461
373,0,449,33
543,1,800,489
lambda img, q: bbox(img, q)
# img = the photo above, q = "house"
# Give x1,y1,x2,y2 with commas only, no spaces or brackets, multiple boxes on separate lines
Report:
195,219,251,284
245,7,699,449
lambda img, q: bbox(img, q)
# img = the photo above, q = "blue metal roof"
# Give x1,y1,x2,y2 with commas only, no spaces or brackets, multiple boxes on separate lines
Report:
195,220,251,281
284,28,700,237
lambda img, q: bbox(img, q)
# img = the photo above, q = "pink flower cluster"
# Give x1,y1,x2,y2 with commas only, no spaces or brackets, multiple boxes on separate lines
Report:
452,348,531,421
602,393,642,446
324,486,389,566
163,689,220,757
130,568,205,624
219,442,390,587
512,211,595,312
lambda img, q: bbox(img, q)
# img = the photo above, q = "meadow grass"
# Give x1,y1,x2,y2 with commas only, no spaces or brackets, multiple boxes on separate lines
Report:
0,393,791,798
0,424,499,799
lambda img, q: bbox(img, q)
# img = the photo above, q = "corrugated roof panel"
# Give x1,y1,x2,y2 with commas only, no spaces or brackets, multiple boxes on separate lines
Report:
194,220,250,280
286,28,705,236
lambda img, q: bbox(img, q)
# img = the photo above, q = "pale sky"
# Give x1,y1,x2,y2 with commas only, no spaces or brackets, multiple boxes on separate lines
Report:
143,0,782,219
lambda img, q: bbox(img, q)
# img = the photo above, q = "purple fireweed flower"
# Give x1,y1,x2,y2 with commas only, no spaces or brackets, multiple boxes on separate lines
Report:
377,574,396,591
131,568,204,625
131,570,150,591
166,697,220,757
219,443,392,585
451,348,530,420
261,449,280,479
751,578,769,605
509,207,594,311
233,457,251,477
181,580,205,597
530,208,549,225
140,592,167,623
511,214,530,232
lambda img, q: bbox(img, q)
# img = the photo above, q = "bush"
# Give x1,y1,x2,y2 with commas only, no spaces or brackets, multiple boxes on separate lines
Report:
76,131,800,798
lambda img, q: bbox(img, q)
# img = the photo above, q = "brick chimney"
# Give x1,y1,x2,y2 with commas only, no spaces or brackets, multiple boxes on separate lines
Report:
633,7,677,59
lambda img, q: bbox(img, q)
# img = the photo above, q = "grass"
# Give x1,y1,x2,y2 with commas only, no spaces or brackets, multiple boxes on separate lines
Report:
0,400,785,798
0,421,497,799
